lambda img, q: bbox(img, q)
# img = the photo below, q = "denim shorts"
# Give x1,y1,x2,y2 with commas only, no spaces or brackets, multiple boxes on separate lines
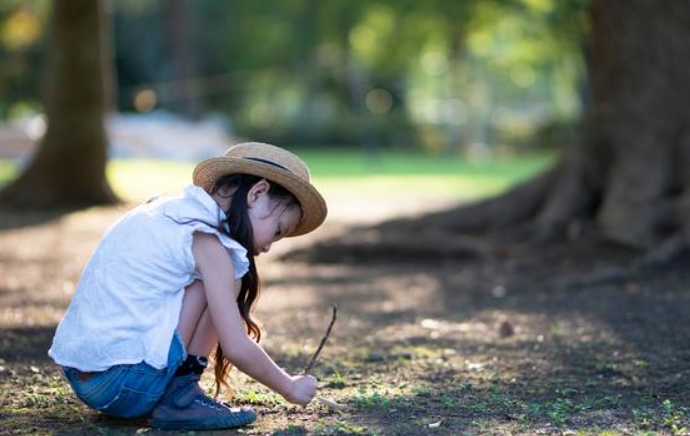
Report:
63,332,186,419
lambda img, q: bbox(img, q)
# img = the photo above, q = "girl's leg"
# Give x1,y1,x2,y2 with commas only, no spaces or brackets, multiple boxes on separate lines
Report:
177,280,217,356
154,280,256,430
187,309,217,357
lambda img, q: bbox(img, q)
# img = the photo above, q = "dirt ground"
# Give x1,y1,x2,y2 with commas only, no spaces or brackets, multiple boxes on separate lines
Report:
0,190,689,435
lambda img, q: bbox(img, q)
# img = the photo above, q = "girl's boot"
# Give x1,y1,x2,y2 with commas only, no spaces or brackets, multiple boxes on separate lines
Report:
151,355,256,430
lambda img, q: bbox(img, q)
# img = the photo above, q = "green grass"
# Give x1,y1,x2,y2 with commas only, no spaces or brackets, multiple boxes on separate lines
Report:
0,149,554,201
299,148,552,178
107,159,194,201
0,159,17,184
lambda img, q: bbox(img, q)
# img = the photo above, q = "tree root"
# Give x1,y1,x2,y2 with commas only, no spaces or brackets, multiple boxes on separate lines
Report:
416,165,558,233
639,229,690,266
554,266,635,291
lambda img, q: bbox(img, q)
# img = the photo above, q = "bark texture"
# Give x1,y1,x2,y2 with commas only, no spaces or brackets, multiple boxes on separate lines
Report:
0,0,118,208
439,0,690,256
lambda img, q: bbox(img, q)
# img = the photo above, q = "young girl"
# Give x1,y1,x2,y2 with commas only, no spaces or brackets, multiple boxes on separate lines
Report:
48,142,328,430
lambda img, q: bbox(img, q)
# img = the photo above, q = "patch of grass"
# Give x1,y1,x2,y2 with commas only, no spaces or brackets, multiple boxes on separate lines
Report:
0,158,194,202
324,370,348,389
0,159,18,185
520,398,590,427
312,419,381,435
233,388,283,406
107,159,194,201
0,149,553,201
632,399,689,435
272,425,309,435
349,384,436,417
352,387,402,409
298,148,553,179
305,149,553,198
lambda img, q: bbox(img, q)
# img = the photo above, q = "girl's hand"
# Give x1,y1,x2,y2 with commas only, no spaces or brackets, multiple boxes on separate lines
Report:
284,374,317,406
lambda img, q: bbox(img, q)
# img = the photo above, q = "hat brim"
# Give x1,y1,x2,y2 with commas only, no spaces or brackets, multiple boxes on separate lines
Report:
193,157,327,237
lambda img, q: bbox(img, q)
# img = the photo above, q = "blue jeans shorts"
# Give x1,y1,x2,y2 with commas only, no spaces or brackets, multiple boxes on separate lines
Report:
63,332,186,419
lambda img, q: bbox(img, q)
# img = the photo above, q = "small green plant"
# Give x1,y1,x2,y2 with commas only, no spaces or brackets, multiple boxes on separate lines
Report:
632,408,653,429
332,371,347,384
468,401,488,413
352,388,392,408
546,399,573,426
234,388,280,406
661,399,688,435
632,399,689,435
554,387,579,396
312,419,380,435
442,395,458,408
272,425,308,435
521,398,588,427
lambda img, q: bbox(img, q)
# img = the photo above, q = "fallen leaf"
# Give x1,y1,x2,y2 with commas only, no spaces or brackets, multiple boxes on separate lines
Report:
428,420,443,428
317,396,346,411
421,319,442,330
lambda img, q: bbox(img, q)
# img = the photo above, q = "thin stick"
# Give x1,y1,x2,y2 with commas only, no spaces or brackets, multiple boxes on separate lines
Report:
303,305,338,374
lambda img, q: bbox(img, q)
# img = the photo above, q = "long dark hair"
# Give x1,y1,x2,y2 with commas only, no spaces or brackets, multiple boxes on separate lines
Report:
210,173,298,397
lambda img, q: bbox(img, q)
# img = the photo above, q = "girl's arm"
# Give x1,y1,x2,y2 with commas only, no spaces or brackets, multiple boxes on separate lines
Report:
192,232,316,405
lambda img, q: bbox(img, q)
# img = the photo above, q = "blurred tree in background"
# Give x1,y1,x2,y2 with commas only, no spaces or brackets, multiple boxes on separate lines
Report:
0,0,587,153
425,0,690,258
0,0,117,207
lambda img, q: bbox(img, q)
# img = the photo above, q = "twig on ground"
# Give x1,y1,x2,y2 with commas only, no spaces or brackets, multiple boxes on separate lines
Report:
317,396,346,411
304,305,338,375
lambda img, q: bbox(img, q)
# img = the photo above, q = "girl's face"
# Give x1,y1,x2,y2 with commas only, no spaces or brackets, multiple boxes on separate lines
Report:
247,180,302,255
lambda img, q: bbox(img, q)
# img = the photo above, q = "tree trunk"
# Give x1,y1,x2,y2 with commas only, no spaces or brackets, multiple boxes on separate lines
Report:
163,0,200,118
580,0,690,249
0,0,118,209
438,0,690,256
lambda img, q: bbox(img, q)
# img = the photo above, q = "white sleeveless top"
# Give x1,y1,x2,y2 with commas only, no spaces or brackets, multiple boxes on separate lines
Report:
49,185,249,371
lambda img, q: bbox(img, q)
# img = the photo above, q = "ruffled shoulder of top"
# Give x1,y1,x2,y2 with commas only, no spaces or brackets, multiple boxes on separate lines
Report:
161,185,250,278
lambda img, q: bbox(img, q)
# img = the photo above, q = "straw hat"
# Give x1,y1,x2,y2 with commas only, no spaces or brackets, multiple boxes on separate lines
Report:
193,142,327,236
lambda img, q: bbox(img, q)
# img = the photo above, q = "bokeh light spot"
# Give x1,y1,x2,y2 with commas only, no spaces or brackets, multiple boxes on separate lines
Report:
133,88,158,113
365,89,393,114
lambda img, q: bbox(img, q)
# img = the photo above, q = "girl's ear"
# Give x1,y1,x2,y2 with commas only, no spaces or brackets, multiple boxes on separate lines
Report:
246,179,271,206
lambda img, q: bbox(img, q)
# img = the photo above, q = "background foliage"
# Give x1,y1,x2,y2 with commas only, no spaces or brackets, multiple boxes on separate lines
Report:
1,0,588,154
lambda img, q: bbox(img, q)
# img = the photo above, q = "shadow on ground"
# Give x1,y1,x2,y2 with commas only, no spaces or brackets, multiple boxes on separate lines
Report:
269,221,690,434
0,208,75,232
